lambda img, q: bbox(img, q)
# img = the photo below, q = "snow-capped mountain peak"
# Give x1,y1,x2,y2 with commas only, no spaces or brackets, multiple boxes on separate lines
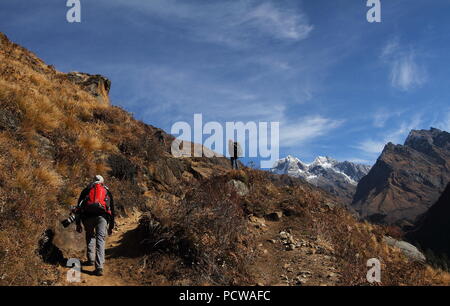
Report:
271,155,372,203
272,155,308,177
310,156,338,168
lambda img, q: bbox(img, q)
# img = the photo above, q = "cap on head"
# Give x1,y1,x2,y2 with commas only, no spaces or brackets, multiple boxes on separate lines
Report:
93,175,104,184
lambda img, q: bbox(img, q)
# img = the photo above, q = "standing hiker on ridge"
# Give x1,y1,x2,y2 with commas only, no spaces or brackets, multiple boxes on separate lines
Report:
228,140,242,170
74,175,115,276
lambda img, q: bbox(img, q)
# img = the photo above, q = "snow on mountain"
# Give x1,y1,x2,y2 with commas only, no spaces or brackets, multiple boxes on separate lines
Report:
272,155,370,185
271,155,372,203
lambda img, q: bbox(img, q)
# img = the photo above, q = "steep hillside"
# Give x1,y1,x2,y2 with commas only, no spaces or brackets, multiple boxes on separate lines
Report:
0,32,230,284
272,155,371,204
352,128,450,228
0,32,448,286
407,183,450,260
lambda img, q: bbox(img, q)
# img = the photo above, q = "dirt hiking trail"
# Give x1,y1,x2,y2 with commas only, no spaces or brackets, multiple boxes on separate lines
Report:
55,210,143,286
52,208,343,286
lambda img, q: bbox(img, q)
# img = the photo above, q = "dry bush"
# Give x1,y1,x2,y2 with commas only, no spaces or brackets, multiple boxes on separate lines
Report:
0,142,62,285
16,92,63,133
93,105,131,125
107,154,138,181
311,205,442,285
33,166,63,189
227,169,249,184
77,133,103,153
119,132,164,162
240,169,321,218
140,176,255,285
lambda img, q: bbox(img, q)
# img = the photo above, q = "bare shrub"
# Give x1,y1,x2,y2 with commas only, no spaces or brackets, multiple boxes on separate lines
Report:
107,154,138,181
140,176,254,285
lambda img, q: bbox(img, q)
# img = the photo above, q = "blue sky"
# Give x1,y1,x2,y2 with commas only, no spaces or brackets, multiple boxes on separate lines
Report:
1,0,450,166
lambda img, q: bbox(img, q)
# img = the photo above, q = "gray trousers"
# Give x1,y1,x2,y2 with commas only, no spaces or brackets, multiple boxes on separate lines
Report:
82,216,108,269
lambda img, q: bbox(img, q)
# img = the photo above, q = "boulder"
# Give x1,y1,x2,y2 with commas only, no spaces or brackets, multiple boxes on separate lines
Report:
33,134,55,159
227,179,249,196
52,220,85,260
249,215,266,229
279,231,290,240
383,236,426,262
0,108,21,131
323,202,337,210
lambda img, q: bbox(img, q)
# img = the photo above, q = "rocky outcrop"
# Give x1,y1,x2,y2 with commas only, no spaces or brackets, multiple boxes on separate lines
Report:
227,179,249,196
352,128,450,227
406,183,450,258
0,107,21,131
383,236,426,263
66,72,111,104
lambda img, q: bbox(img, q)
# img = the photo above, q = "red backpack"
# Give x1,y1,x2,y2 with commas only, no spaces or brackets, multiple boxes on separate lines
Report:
84,183,111,215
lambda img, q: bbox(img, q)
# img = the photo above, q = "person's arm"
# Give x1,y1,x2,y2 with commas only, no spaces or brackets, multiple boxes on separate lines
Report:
75,187,88,226
108,190,115,232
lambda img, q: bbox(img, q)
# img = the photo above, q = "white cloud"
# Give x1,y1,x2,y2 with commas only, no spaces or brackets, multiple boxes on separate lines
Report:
280,116,344,147
104,62,287,126
372,108,404,128
390,54,425,91
381,39,426,91
355,115,422,156
434,110,450,133
373,109,391,128
381,38,400,58
243,2,313,40
355,139,386,155
106,0,313,47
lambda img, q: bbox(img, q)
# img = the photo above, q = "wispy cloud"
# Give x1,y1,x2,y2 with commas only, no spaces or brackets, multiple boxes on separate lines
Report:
104,62,287,127
433,109,450,133
280,116,344,147
243,2,313,41
390,54,425,91
107,0,313,48
372,108,405,128
355,115,422,156
373,109,392,128
381,38,426,91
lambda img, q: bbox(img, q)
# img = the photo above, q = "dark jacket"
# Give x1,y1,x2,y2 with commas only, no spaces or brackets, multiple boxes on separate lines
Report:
75,183,115,231
233,142,238,159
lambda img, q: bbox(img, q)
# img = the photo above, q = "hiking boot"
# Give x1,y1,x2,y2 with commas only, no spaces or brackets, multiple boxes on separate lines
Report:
94,268,104,276
82,261,94,267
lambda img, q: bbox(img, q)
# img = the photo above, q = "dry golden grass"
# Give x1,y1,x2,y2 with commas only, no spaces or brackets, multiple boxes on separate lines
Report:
78,133,103,153
33,166,63,189
0,34,121,284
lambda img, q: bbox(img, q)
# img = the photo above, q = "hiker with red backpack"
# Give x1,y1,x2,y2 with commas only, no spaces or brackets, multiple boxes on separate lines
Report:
74,175,115,276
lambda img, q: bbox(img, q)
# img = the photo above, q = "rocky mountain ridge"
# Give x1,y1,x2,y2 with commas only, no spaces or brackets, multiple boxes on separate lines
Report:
352,128,450,227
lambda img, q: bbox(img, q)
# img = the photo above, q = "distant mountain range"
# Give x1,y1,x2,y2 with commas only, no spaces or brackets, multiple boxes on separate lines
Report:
352,128,450,228
271,155,372,203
